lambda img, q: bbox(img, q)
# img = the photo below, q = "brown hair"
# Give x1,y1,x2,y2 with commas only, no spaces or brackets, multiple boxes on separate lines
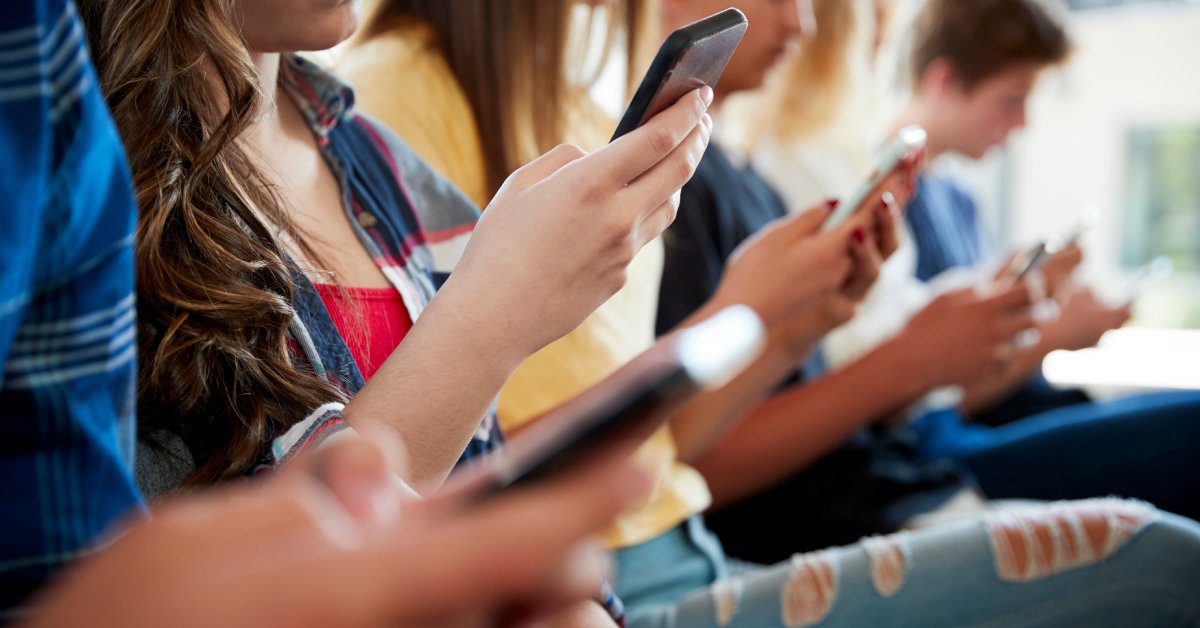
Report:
78,0,345,485
360,0,655,197
910,0,1071,90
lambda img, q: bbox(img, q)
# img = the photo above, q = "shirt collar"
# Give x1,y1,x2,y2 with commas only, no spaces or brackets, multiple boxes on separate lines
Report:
279,54,356,140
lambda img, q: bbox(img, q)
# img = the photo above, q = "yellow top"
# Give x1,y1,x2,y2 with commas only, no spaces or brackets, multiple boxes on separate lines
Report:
338,23,711,548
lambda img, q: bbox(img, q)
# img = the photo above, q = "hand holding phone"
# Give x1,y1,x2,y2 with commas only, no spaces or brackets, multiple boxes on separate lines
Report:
822,125,927,232
611,8,748,141
1003,241,1051,285
1125,256,1174,302
473,305,765,500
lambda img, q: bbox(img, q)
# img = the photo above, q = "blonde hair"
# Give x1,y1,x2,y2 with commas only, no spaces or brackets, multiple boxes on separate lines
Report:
361,0,656,197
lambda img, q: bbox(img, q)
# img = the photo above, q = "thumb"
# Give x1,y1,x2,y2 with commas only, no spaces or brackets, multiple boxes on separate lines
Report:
299,433,406,530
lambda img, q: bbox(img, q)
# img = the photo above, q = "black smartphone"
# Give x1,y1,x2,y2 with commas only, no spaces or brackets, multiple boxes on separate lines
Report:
1006,242,1050,284
610,8,748,142
477,305,764,497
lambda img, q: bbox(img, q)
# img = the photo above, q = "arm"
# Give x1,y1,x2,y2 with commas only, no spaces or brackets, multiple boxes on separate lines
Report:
695,282,1039,507
666,188,908,463
342,90,715,491
692,333,930,507
662,205,867,462
25,437,651,628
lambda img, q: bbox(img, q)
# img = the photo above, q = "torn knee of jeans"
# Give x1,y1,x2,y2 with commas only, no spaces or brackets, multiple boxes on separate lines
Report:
711,577,744,627
985,498,1156,583
781,550,839,628
862,534,911,597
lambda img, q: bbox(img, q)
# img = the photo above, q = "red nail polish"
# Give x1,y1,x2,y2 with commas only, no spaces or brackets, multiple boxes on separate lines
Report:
852,228,866,244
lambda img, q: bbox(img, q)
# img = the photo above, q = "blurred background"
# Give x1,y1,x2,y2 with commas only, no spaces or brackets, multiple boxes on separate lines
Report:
330,0,1198,395
923,0,1200,394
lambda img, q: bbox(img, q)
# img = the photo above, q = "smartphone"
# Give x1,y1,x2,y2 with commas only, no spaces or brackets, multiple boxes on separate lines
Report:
1126,256,1173,301
477,305,764,497
822,125,927,232
1006,241,1050,283
610,8,748,141
1058,206,1099,249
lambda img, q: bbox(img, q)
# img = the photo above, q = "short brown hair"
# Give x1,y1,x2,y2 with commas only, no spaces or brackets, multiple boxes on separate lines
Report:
910,0,1072,89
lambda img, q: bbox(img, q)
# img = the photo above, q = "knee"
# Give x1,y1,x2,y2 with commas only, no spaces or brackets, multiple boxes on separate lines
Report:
984,498,1161,582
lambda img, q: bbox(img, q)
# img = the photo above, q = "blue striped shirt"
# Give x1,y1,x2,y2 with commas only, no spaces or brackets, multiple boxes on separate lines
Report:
904,175,989,281
0,0,143,615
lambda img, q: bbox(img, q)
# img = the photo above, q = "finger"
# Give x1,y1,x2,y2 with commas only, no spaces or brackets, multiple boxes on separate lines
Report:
778,199,840,239
517,543,612,611
303,436,404,530
636,191,680,247
874,192,900,258
590,87,712,186
619,112,712,217
372,460,652,616
167,470,364,553
982,282,1035,311
505,143,588,189
994,310,1038,339
844,227,882,296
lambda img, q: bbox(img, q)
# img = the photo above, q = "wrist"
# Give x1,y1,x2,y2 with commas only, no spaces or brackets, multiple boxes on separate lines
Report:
420,278,530,376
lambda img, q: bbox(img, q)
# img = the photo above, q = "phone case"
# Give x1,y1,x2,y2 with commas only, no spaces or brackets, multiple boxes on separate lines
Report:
610,8,747,141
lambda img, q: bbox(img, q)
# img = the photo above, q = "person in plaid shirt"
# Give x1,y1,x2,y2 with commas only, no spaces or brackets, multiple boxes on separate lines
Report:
77,0,709,624
0,0,143,614
0,4,665,623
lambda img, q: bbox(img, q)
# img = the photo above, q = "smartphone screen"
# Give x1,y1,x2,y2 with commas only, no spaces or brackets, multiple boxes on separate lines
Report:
611,9,747,141
822,126,926,232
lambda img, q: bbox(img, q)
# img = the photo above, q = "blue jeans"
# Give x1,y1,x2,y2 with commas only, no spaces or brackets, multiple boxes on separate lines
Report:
615,504,1200,627
916,391,1200,520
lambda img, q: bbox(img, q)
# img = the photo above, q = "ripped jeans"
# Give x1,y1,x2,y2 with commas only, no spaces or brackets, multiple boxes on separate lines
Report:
614,500,1200,627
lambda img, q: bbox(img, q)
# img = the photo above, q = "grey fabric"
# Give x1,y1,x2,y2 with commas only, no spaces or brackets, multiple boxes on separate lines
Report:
135,430,195,501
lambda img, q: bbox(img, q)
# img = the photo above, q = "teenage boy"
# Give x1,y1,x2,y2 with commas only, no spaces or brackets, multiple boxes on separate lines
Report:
894,0,1126,424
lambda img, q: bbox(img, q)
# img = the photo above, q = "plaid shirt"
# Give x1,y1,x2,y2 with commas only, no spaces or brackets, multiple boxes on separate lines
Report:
266,55,502,468
0,0,144,615
272,58,626,625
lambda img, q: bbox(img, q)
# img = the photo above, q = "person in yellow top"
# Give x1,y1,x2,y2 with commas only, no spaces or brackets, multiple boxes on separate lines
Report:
338,0,899,625
338,0,710,552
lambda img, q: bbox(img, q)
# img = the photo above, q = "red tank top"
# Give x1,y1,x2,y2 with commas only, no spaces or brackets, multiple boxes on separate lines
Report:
314,284,412,381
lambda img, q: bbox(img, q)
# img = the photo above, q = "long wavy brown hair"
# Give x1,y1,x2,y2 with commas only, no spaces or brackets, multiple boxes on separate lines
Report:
78,0,345,485
359,0,655,197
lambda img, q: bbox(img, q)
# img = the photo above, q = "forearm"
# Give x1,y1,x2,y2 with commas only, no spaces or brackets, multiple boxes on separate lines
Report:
693,335,931,508
670,340,806,464
343,288,524,492
665,295,808,462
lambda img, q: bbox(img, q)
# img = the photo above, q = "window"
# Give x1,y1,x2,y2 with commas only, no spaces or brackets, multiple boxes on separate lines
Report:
1121,126,1200,327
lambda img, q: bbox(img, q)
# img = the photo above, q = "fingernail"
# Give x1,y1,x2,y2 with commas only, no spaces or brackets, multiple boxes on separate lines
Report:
700,85,714,106
825,198,840,213
852,228,866,245
881,191,896,208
